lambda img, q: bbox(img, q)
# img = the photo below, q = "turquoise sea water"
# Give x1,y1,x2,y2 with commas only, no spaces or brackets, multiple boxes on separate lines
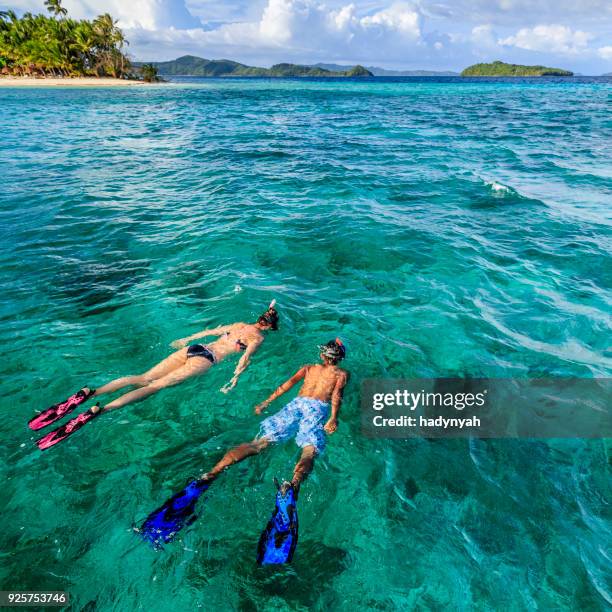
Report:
0,78,611,610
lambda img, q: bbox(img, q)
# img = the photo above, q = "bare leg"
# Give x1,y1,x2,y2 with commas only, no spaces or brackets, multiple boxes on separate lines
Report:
101,357,212,411
93,348,189,397
292,445,317,492
93,375,148,396
203,438,270,481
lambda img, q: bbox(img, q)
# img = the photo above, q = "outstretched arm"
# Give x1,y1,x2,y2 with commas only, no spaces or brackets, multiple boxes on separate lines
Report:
324,371,348,434
254,366,308,414
220,337,263,393
171,324,234,349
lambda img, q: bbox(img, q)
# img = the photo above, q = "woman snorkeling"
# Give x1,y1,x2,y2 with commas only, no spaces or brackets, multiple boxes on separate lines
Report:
31,301,279,450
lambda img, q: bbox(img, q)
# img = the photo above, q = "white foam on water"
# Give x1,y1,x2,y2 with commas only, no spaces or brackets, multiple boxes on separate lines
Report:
484,179,513,194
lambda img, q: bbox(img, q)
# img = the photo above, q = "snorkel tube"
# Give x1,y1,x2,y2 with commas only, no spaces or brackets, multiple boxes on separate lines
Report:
258,299,279,330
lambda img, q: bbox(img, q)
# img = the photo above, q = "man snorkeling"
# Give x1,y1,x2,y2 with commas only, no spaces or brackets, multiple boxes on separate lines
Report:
139,338,349,560
207,337,348,491
31,301,279,450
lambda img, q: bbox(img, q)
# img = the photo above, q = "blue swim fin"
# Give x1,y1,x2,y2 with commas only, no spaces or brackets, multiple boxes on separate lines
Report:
256,480,298,565
138,478,210,549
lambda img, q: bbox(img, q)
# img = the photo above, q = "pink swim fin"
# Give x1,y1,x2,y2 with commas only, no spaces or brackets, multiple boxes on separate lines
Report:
29,388,95,431
36,405,100,451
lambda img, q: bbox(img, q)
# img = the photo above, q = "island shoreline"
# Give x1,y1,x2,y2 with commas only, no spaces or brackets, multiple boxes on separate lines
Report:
0,76,153,87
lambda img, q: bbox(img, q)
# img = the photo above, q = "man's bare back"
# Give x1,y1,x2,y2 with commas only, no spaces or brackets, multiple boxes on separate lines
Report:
298,364,348,403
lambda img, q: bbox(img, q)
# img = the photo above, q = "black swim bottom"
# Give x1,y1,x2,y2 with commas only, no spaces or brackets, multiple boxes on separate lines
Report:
187,344,216,363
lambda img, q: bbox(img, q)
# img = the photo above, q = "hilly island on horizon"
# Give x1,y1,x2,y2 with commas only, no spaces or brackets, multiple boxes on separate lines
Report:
134,55,374,78
135,56,577,79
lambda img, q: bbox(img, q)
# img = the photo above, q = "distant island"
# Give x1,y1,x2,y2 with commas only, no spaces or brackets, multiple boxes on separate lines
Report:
137,55,373,78
462,60,573,77
139,56,460,77
314,63,458,76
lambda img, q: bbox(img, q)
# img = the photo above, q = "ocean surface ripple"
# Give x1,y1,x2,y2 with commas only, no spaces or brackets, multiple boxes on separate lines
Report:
0,78,610,610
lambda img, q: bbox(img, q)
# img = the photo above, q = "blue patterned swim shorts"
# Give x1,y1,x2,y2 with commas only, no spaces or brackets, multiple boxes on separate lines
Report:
259,396,330,454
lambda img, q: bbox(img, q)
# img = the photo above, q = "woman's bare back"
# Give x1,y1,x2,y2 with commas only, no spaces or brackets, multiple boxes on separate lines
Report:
207,323,264,362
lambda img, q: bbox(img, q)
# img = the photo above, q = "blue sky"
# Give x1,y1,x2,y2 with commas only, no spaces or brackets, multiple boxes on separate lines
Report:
4,0,612,73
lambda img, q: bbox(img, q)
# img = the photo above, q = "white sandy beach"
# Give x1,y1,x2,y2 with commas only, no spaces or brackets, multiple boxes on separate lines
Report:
0,76,152,87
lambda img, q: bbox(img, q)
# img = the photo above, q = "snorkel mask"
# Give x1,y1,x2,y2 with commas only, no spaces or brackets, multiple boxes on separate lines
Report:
318,338,346,363
258,299,279,330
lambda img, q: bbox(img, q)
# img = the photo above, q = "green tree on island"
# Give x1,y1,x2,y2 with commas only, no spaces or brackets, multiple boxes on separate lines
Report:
140,63,159,83
461,60,572,77
0,0,131,78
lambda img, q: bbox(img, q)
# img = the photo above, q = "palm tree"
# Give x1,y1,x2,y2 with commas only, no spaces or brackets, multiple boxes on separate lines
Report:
91,14,127,76
44,0,67,18
70,21,95,74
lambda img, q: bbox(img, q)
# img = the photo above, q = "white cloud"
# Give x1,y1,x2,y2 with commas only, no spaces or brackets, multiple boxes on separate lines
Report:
598,45,612,60
127,0,423,62
360,4,420,34
230,0,422,50
499,24,593,55
7,0,201,29
471,24,497,48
